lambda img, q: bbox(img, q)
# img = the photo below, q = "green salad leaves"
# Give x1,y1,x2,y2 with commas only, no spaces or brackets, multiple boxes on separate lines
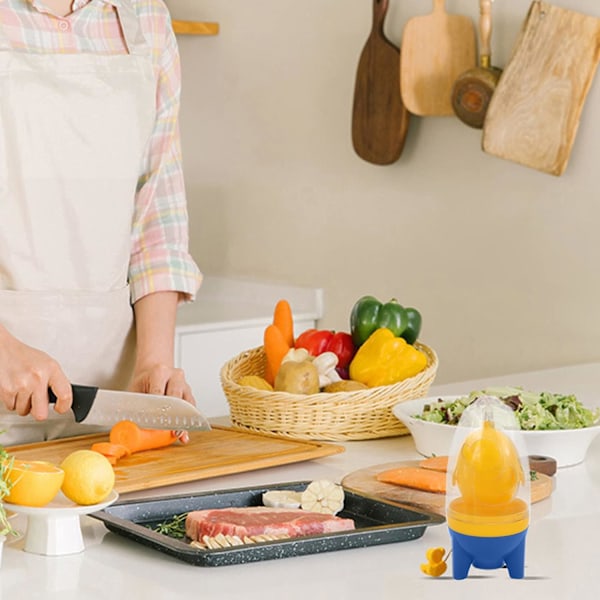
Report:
416,386,600,430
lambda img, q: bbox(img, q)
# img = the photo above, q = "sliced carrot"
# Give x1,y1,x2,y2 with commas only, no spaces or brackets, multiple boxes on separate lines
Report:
377,466,447,494
418,456,449,472
109,420,178,454
263,324,291,385
91,442,131,459
272,299,294,347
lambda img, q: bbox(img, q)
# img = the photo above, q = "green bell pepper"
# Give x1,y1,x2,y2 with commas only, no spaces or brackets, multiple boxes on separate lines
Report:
350,295,422,346
350,296,407,347
402,307,422,345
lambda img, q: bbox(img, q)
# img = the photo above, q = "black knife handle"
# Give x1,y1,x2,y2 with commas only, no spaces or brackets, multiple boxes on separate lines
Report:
48,384,98,423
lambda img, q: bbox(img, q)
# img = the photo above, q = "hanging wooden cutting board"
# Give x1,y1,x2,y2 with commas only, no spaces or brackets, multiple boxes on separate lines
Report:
6,426,344,495
482,1,600,176
342,460,553,516
351,0,410,165
400,0,476,116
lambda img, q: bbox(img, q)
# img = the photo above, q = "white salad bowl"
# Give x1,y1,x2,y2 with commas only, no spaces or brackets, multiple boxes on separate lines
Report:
393,395,600,468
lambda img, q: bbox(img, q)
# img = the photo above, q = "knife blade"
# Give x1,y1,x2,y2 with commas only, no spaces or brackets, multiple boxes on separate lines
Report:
48,384,211,431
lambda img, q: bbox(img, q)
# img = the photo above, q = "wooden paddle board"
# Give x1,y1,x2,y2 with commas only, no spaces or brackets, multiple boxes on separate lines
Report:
342,460,553,516
482,1,600,176
6,426,344,495
400,0,476,116
351,0,409,165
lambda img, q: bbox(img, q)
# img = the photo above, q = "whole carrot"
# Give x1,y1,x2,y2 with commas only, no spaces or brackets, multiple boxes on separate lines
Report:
263,324,291,385
109,421,178,454
272,299,294,347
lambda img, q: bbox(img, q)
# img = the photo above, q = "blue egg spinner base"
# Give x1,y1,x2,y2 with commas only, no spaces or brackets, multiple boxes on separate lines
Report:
449,528,528,579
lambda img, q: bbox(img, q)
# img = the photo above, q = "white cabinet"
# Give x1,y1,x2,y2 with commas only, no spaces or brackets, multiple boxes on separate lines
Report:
175,277,323,417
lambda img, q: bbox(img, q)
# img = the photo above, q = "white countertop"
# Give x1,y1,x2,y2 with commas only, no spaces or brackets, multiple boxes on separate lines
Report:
3,362,600,599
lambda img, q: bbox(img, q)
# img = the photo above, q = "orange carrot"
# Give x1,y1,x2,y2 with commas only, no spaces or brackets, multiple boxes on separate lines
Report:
263,324,291,385
376,466,447,494
418,456,449,472
272,299,294,347
109,420,178,454
91,442,131,459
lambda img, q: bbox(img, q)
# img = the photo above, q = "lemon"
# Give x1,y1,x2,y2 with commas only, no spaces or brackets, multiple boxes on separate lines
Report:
5,460,64,507
60,450,115,506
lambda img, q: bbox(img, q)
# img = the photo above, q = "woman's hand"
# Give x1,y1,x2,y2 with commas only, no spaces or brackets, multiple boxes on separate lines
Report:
128,363,195,404
0,326,72,420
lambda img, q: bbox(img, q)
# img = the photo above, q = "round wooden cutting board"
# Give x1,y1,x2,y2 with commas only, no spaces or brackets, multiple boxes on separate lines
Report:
342,460,553,516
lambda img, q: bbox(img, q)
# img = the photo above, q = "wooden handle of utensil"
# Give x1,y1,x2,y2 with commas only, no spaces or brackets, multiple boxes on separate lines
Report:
372,0,389,34
171,21,219,36
529,455,557,477
433,0,447,15
479,0,493,66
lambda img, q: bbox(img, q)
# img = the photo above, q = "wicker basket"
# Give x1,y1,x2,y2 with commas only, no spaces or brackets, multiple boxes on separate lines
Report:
220,342,438,441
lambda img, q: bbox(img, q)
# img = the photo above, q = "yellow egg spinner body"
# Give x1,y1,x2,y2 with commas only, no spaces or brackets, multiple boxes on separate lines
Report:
446,397,530,538
454,420,525,505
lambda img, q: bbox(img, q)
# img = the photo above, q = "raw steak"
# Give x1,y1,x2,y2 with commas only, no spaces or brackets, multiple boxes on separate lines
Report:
185,506,355,541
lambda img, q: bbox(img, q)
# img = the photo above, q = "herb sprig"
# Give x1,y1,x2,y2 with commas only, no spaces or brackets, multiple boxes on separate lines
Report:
151,512,188,539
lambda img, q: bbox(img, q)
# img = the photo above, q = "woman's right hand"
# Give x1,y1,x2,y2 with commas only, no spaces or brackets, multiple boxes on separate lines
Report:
0,326,73,421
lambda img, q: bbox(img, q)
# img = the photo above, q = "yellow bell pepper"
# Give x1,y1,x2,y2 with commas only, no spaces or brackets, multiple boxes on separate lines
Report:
348,327,427,387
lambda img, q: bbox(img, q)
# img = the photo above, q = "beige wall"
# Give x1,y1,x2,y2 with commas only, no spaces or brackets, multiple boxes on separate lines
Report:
169,0,600,384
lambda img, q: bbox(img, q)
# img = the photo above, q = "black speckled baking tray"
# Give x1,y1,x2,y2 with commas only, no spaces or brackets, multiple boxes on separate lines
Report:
91,481,445,567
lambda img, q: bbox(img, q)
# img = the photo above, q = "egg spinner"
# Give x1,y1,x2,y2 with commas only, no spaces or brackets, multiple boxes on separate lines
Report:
445,396,530,579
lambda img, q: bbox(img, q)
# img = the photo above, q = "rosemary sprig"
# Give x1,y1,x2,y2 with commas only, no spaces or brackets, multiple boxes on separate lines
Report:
152,512,188,539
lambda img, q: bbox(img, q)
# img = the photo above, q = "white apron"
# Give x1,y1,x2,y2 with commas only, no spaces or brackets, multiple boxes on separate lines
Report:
0,0,156,444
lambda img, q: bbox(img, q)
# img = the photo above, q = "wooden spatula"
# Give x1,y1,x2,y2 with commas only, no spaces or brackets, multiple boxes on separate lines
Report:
400,0,476,116
351,0,410,165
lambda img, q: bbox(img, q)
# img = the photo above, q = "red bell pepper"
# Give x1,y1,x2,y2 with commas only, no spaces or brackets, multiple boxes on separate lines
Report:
294,329,356,370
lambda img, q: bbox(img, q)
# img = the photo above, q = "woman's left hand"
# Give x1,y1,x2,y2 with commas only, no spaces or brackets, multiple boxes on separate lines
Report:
128,363,196,405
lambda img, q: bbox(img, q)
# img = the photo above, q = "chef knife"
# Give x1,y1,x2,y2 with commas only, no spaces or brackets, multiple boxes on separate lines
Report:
48,384,211,431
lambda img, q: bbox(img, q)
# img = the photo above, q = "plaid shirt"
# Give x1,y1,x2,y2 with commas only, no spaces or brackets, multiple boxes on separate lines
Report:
0,0,202,302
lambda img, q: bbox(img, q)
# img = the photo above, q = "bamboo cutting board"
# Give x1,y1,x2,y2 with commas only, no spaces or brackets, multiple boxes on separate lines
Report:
482,1,600,176
6,427,344,494
342,460,553,516
400,0,476,116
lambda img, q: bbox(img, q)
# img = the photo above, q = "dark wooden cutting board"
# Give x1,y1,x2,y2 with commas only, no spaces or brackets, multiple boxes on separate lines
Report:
342,460,553,516
7,426,344,494
351,0,409,165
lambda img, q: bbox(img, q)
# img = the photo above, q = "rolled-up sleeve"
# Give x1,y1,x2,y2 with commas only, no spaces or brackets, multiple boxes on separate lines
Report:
128,17,202,304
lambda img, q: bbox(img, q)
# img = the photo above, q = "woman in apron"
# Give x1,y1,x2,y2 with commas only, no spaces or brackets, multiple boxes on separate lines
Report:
0,0,202,445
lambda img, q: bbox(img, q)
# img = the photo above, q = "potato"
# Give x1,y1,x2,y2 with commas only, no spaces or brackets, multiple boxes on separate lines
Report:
274,361,320,394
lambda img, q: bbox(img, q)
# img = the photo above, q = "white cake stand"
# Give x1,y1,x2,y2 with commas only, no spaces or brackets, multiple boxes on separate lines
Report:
4,489,118,556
